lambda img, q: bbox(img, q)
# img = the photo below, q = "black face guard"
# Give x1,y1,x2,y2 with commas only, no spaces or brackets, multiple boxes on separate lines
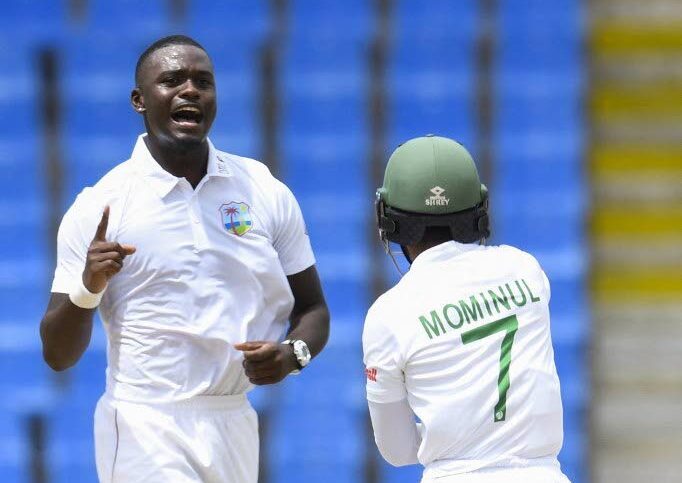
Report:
376,193,490,247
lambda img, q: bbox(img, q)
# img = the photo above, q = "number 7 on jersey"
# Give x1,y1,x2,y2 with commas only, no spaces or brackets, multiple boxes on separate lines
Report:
461,315,519,422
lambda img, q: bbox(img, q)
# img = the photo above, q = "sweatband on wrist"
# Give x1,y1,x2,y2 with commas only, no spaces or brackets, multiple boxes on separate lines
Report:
69,279,105,309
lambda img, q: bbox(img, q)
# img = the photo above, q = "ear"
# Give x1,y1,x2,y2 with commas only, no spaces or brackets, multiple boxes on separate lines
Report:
131,87,145,113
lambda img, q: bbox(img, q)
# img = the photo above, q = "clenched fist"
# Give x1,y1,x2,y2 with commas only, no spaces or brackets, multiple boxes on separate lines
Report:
235,341,298,385
83,206,136,293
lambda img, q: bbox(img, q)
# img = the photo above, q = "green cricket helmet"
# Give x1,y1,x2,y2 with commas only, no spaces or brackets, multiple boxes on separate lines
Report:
375,135,490,246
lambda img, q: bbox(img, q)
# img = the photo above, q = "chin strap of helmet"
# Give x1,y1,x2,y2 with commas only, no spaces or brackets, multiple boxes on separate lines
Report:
376,191,406,276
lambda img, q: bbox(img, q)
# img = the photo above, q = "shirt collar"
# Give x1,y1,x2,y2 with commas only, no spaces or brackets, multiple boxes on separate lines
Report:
132,134,232,199
410,240,485,269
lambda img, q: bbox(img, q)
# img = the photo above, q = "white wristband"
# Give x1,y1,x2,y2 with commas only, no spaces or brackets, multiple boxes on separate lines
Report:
69,278,105,309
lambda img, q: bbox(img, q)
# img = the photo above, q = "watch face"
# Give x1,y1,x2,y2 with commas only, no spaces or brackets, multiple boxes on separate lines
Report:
293,340,311,366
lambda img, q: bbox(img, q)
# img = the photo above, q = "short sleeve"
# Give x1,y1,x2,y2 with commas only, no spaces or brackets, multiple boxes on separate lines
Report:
51,189,103,293
362,307,407,404
271,180,315,276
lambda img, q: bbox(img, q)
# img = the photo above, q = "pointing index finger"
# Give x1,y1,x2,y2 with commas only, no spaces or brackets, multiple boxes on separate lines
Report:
94,206,110,242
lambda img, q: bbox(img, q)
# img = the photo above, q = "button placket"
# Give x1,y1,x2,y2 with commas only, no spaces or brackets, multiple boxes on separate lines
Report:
188,192,208,251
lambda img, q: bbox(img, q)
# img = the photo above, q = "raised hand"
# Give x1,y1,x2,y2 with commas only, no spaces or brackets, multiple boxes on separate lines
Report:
234,341,298,385
83,206,136,293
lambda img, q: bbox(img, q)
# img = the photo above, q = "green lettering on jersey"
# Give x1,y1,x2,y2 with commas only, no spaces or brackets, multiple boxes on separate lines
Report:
443,304,464,329
480,292,493,316
488,287,511,313
506,281,527,307
522,279,541,303
419,311,446,339
459,296,484,323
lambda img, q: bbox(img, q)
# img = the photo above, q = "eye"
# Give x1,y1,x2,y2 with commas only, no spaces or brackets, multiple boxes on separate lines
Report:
160,75,181,87
197,77,214,89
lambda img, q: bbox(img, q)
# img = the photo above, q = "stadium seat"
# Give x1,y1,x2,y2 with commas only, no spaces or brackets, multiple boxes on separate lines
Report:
186,0,269,42
393,0,477,41
268,408,366,466
0,0,66,45
0,405,28,483
380,460,424,483
289,0,372,40
88,0,171,37
270,462,364,483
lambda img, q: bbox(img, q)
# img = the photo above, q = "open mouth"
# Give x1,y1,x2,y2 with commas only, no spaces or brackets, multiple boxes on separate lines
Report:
171,105,203,125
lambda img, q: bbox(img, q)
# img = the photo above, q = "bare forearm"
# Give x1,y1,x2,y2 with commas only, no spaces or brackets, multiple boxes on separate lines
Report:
40,293,95,371
287,302,330,358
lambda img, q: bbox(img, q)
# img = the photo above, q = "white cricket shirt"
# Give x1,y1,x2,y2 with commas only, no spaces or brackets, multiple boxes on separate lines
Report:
52,134,315,403
363,241,564,478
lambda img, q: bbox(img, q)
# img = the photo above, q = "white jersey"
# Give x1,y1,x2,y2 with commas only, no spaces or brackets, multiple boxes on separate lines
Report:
52,134,315,404
363,241,564,478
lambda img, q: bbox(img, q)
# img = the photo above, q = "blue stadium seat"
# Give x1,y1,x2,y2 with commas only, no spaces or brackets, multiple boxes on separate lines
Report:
380,460,424,483
394,0,477,41
389,96,476,150
314,248,370,285
63,349,107,394
0,0,66,45
321,281,370,319
499,0,583,27
47,390,100,483
0,223,46,261
496,101,582,136
0,97,39,140
283,32,367,74
268,408,366,467
186,0,268,42
388,29,476,147
284,155,369,196
0,255,50,320
0,348,49,391
279,345,365,409
0,408,26,483
61,34,146,81
290,0,371,40
494,154,583,193
283,94,368,135
88,0,171,37
559,427,587,483
270,462,364,483
493,198,585,250
0,154,43,200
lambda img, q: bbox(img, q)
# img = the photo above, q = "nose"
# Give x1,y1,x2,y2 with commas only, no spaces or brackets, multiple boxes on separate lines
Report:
179,79,200,100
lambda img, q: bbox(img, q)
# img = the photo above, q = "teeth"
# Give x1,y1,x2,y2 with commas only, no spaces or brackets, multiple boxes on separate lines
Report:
175,106,200,114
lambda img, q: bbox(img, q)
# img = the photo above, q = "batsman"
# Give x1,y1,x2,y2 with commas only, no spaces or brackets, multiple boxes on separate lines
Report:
363,135,570,482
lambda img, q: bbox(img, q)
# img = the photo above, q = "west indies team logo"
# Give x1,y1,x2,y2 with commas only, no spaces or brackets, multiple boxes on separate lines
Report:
219,202,253,236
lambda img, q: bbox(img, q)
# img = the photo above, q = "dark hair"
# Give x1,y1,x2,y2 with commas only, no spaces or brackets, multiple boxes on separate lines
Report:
135,35,208,86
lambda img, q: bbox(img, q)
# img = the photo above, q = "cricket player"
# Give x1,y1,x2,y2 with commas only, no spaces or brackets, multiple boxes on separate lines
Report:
39,35,329,482
364,135,569,482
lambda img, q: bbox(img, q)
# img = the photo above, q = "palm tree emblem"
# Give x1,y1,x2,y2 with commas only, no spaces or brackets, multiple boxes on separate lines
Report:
225,206,239,235
220,202,252,236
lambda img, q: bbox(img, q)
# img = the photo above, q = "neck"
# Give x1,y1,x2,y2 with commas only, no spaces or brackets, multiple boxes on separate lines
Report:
144,135,209,188
404,240,450,264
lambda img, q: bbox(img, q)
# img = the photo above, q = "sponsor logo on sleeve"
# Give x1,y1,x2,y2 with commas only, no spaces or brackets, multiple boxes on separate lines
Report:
365,367,377,382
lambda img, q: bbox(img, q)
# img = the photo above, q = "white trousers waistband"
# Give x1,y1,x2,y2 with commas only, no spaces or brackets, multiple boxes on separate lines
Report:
103,392,249,412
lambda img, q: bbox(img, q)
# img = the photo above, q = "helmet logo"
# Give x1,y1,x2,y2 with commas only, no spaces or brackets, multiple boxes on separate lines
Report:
425,186,450,206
